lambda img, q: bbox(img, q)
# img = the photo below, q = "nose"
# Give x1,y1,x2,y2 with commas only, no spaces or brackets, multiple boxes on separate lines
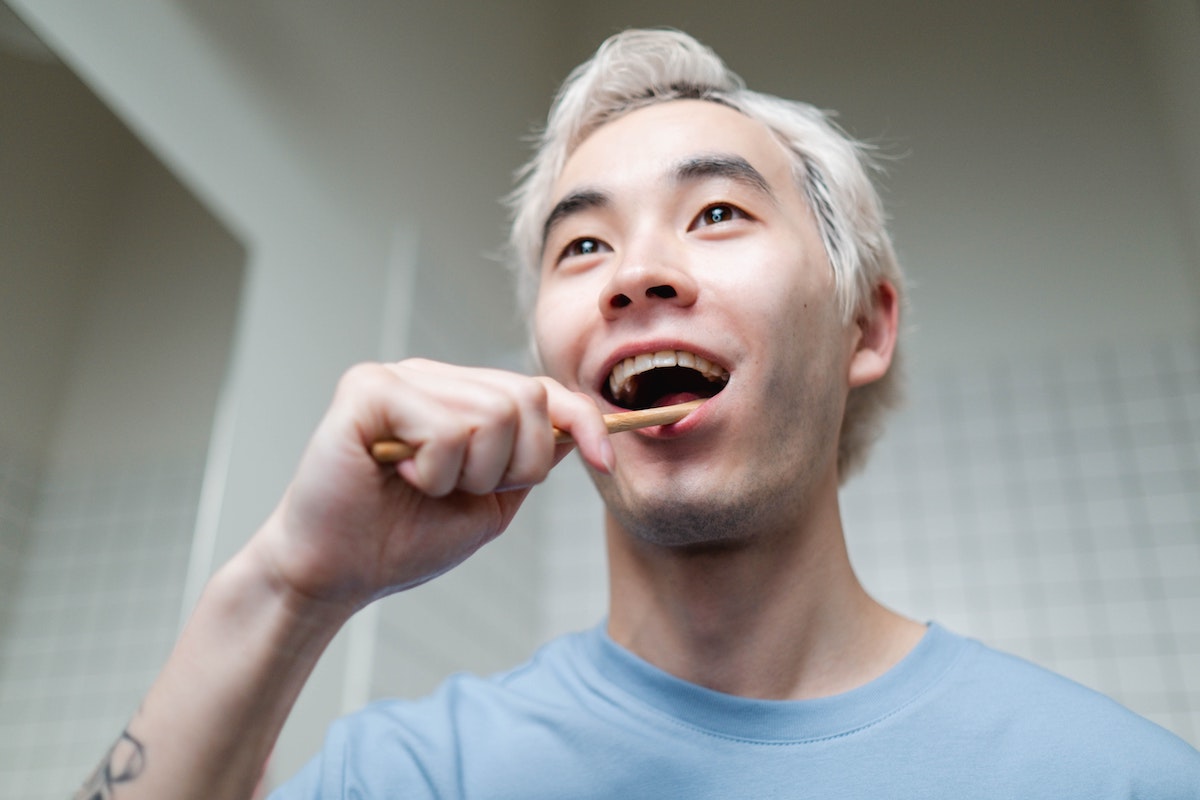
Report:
599,247,699,320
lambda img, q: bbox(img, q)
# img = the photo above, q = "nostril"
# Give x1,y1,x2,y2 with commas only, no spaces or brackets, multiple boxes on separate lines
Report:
607,285,680,311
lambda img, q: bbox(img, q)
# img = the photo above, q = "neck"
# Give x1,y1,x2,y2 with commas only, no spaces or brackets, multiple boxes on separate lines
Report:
604,478,923,700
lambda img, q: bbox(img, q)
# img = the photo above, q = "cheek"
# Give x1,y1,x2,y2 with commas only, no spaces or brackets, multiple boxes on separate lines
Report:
734,256,848,384
717,252,837,337
532,295,580,383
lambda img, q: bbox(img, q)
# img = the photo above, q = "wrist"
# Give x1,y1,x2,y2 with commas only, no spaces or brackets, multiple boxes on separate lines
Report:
226,511,360,641
111,517,358,799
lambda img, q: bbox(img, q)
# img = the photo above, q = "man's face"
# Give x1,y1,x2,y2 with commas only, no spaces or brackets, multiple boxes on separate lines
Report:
534,100,863,546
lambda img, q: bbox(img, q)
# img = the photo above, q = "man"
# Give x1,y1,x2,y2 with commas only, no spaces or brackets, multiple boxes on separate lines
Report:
79,29,1199,799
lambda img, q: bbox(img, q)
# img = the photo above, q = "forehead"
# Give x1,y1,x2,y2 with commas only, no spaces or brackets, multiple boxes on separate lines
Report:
552,99,798,200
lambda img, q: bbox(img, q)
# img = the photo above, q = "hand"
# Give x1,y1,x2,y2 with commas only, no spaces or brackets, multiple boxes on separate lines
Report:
250,359,612,619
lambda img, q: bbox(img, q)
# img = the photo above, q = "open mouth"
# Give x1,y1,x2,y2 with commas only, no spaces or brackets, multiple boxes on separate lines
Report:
603,350,730,411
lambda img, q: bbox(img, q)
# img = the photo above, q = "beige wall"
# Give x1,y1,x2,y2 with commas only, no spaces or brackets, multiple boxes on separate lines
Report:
1135,0,1200,283
0,51,132,464
46,136,244,467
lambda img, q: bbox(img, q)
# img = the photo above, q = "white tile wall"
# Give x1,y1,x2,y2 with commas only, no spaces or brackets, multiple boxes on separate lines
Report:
537,455,607,641
0,456,202,799
540,337,1200,748
843,338,1200,746
0,448,38,649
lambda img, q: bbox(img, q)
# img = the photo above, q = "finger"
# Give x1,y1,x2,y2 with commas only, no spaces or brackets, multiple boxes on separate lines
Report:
382,361,554,494
390,361,561,491
495,379,556,490
368,363,527,496
389,384,471,497
454,389,520,494
538,379,614,474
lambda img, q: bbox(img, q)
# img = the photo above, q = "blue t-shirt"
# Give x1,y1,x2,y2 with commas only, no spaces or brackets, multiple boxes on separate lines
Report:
274,623,1200,798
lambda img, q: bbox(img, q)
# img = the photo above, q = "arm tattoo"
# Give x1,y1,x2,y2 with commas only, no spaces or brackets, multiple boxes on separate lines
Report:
74,729,146,800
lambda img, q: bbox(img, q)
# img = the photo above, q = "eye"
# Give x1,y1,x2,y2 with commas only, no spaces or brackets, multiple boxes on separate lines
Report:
690,203,749,230
557,237,610,263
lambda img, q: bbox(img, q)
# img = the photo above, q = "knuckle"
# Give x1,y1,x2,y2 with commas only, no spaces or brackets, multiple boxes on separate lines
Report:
459,474,495,496
414,447,464,497
504,462,548,490
336,362,385,395
514,378,549,409
429,416,472,450
572,390,596,409
478,391,520,427
397,357,435,371
421,471,456,498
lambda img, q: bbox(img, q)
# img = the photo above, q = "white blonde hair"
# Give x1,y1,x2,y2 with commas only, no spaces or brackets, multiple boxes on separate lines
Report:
507,28,905,480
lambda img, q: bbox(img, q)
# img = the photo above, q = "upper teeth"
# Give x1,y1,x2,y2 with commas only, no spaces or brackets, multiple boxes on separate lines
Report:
607,350,729,402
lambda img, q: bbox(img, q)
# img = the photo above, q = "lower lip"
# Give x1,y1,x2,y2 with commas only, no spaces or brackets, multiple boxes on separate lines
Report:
637,393,716,439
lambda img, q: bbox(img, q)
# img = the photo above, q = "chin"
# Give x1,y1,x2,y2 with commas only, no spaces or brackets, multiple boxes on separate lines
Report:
594,473,789,549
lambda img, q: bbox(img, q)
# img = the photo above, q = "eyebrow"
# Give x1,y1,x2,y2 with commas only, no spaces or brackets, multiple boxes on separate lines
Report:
672,154,775,200
541,189,610,252
539,154,776,253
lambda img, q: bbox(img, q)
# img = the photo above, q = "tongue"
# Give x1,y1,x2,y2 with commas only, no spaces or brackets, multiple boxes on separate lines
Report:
652,392,704,408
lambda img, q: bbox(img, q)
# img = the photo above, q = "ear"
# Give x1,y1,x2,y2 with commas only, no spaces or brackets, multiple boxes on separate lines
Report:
847,280,899,389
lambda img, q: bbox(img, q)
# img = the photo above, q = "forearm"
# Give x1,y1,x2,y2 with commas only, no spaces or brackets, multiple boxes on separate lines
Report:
75,517,351,800
70,362,608,797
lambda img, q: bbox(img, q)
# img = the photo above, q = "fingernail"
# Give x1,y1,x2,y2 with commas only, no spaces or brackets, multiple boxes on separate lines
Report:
600,438,616,474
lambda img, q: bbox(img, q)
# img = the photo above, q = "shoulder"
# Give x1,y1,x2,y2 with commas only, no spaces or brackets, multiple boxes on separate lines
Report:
272,631,596,797
928,627,1200,794
949,634,1168,734
334,630,588,740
